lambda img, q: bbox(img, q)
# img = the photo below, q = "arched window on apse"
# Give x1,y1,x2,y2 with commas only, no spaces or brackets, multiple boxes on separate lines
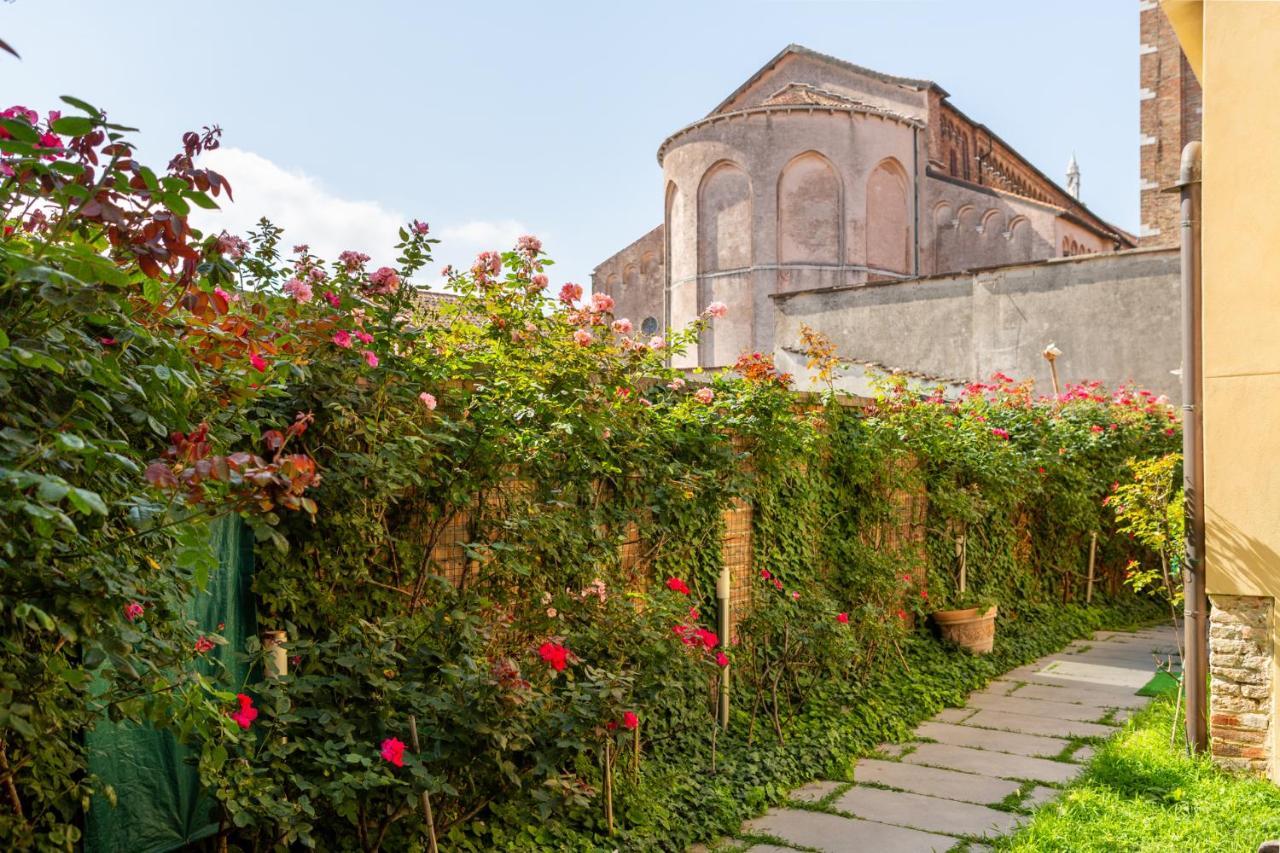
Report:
777,152,841,266
866,158,910,275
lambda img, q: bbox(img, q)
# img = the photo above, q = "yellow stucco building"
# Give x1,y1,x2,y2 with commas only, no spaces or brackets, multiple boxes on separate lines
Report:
1164,0,1280,779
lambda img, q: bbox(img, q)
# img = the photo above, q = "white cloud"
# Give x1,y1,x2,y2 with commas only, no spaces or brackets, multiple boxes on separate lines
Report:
190,148,541,286
440,219,529,247
192,147,405,267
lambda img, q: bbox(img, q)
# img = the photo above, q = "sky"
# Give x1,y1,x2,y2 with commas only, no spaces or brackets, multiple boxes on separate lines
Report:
2,0,1139,289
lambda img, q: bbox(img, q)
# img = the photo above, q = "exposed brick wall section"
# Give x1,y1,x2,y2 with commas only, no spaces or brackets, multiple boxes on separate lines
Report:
1209,594,1274,775
1139,1,1203,246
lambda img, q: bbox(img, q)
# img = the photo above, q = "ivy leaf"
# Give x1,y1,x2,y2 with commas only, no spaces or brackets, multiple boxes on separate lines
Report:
36,479,70,503
67,487,108,516
55,432,88,453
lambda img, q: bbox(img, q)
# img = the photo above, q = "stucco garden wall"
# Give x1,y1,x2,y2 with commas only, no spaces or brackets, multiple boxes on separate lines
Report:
772,247,1181,398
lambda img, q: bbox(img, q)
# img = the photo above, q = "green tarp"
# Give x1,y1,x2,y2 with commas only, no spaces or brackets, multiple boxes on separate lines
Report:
85,515,256,853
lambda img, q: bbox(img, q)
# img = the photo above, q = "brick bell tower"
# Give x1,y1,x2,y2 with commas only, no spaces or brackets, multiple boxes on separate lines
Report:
1139,0,1202,246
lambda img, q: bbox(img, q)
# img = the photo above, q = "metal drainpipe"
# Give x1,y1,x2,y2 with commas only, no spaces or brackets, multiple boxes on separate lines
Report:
912,125,921,276
1175,140,1207,752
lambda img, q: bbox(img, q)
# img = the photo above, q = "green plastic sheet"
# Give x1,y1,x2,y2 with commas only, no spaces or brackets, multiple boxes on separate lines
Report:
84,515,256,853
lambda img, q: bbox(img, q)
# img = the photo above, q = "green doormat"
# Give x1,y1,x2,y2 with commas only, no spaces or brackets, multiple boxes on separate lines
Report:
1137,669,1181,698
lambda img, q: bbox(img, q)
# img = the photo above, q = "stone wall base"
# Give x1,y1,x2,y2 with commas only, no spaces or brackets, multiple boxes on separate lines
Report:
1209,594,1274,775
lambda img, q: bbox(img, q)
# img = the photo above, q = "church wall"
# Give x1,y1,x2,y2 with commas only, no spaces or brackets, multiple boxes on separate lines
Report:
590,225,664,339
922,178,1109,274
660,108,919,366
772,247,1181,399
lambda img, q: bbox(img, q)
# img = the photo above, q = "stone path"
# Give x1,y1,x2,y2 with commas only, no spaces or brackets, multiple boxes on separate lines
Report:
704,625,1179,853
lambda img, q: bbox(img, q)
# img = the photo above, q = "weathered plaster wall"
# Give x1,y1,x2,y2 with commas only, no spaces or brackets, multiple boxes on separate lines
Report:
772,247,1181,398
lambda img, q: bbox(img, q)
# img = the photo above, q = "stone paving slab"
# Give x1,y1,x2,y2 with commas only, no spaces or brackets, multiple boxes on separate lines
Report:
875,742,912,758
1031,660,1157,689
963,708,1116,738
743,808,955,852
966,692,1115,723
933,707,976,724
914,720,1070,758
788,780,842,803
1024,785,1060,808
745,846,798,853
903,742,1082,784
1004,681,1149,708
1045,651,1169,670
835,785,1023,838
854,758,1021,805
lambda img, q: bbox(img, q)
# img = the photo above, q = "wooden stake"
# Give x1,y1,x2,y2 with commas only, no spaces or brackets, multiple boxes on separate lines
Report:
602,738,615,835
1086,532,1098,605
408,715,439,853
632,723,640,776
957,532,967,595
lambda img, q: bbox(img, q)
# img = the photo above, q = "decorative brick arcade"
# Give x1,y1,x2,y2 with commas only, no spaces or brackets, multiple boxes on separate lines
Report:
1208,594,1274,775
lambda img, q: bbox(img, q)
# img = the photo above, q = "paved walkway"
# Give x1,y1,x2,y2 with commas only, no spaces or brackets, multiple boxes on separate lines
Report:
710,625,1180,853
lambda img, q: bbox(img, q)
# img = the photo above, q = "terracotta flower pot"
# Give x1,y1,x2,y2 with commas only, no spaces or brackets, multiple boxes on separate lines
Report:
933,605,998,654
930,607,979,625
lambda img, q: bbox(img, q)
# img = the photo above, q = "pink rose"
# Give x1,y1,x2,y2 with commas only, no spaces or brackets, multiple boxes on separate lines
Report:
249,352,268,372
369,266,400,294
354,330,374,345
612,318,633,335
362,350,379,368
559,283,583,305
706,301,728,318
282,277,313,303
418,392,437,410
123,602,144,622
339,250,370,271
649,336,665,351
694,387,714,404
591,292,615,313
332,330,353,349
531,274,549,290
573,329,594,346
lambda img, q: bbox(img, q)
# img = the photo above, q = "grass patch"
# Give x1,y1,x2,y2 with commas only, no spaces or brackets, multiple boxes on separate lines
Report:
995,697,1280,852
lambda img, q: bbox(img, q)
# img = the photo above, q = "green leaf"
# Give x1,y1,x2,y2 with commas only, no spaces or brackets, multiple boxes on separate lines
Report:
184,190,220,210
67,487,108,516
59,95,102,116
55,432,87,453
50,116,95,136
0,118,37,143
36,480,70,503
0,329,8,350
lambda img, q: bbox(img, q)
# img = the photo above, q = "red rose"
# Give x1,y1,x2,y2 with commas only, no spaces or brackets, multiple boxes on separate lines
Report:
537,641,569,672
